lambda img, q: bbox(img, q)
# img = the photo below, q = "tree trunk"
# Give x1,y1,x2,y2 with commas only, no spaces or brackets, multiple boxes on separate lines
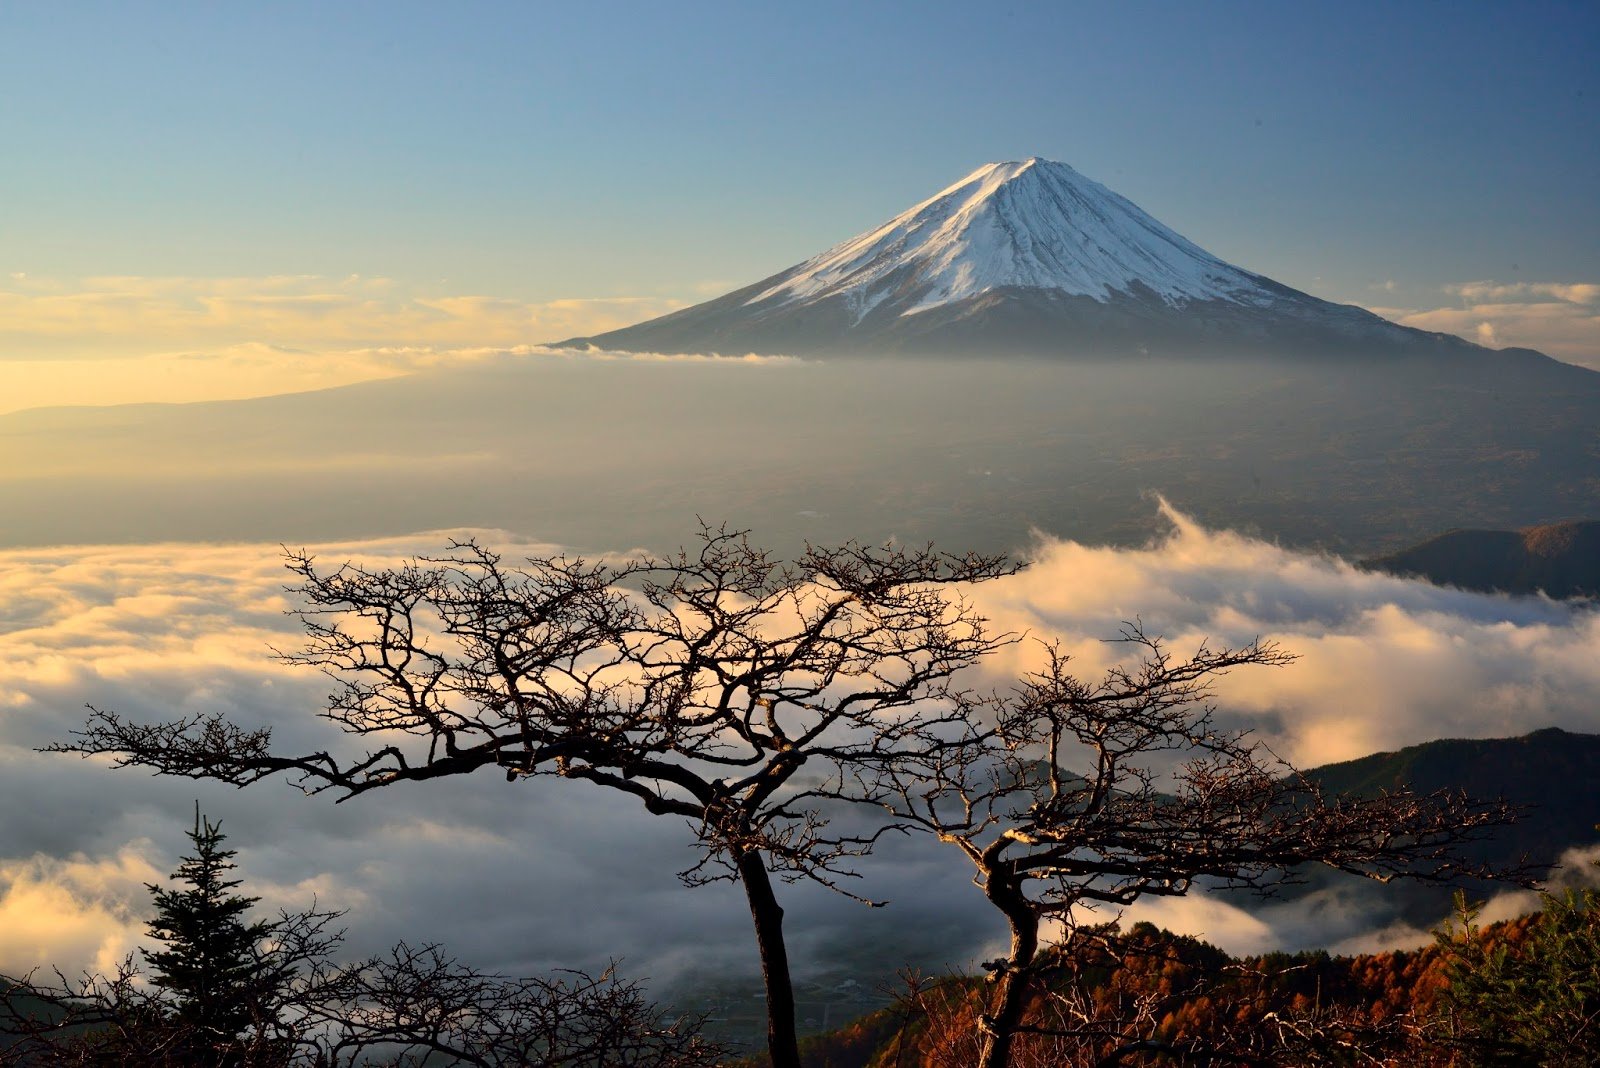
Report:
737,850,801,1068
978,898,1038,1068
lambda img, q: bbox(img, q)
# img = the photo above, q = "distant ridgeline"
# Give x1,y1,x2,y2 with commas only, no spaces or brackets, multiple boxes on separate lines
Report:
1363,520,1600,599
1250,728,1600,929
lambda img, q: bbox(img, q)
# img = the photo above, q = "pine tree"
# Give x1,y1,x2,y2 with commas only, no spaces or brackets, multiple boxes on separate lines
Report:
143,806,285,1064
1435,886,1600,1066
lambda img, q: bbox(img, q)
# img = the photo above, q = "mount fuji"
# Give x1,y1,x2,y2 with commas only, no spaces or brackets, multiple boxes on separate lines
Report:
560,158,1508,360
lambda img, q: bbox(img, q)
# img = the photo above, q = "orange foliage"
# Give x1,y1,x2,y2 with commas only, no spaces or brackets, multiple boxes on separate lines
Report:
798,916,1551,1068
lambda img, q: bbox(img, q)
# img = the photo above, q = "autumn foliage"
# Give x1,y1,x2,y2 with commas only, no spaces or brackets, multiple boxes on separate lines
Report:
794,909,1578,1068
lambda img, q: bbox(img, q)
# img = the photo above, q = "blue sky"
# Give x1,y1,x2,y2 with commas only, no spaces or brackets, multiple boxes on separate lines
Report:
1,1,1597,405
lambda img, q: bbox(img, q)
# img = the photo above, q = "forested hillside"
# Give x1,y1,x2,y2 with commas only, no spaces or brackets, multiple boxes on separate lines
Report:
793,899,1598,1067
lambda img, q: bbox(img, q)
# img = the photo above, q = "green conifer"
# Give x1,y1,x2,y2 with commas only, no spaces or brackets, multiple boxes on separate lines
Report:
143,805,283,1064
1436,885,1600,1066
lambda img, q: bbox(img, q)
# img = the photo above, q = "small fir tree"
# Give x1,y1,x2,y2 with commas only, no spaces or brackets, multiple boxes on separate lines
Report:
143,806,285,1061
5,806,719,1066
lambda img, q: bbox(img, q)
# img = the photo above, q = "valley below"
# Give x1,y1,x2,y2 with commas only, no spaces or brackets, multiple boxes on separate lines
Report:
5,348,1596,561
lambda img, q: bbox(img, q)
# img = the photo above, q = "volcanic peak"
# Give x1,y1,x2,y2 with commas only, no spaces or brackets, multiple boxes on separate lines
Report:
745,157,1278,321
557,156,1536,361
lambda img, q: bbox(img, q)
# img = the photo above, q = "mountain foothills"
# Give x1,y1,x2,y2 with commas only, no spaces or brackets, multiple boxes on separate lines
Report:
1365,519,1600,599
1309,727,1600,861
1261,728,1600,930
790,901,1600,1068
562,158,1531,361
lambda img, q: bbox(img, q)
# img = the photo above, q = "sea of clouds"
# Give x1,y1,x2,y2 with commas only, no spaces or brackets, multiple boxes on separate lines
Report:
2,506,1597,992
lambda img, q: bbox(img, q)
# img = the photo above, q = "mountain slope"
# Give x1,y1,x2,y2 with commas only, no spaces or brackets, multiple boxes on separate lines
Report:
560,159,1507,359
1307,727,1600,874
1250,728,1600,929
1364,520,1600,598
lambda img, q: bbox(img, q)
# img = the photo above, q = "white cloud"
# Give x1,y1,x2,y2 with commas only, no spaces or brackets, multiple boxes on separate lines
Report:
968,501,1600,767
0,847,159,977
1367,279,1600,369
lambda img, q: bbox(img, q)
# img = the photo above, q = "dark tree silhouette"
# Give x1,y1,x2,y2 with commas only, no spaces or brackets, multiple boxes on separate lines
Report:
2,951,721,1068
0,815,722,1067
51,526,1016,1068
0,807,339,1067
301,947,724,1068
873,626,1526,1068
143,807,297,1063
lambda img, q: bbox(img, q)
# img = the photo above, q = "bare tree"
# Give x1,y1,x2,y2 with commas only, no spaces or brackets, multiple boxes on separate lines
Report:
301,947,725,1068
873,625,1524,1068
3,957,181,1067
51,526,1016,1068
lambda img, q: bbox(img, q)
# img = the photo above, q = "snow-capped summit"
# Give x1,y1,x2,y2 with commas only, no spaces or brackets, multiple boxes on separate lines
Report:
749,157,1276,319
559,159,1494,360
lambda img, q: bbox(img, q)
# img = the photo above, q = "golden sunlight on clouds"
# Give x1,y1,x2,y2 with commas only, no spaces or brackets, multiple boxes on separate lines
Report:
0,847,158,975
1368,279,1600,370
967,501,1600,768
0,274,684,412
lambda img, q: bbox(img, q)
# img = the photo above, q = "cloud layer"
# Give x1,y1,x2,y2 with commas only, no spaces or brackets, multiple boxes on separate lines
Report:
971,502,1600,767
2,511,1597,990
0,274,688,412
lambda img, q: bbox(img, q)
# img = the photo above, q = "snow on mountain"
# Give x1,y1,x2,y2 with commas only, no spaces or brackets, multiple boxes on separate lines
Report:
748,158,1276,320
559,159,1517,360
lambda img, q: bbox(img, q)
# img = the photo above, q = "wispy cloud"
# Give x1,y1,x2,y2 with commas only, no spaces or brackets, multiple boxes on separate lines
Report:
1367,279,1600,369
0,274,687,410
0,341,796,414
0,274,681,350
1447,281,1600,305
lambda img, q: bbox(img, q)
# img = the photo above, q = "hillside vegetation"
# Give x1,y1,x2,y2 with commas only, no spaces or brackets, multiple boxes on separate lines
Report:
793,898,1598,1067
